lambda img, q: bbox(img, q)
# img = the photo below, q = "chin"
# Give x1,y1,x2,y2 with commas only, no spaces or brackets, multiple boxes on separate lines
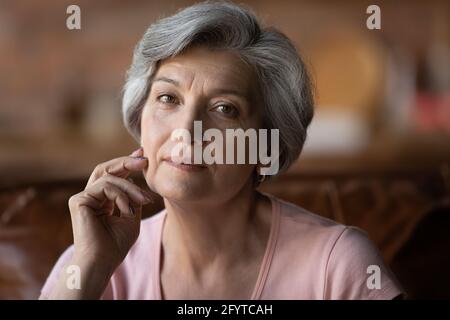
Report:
149,170,211,202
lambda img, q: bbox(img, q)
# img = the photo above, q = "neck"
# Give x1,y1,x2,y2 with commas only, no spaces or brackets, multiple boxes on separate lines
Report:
161,181,267,277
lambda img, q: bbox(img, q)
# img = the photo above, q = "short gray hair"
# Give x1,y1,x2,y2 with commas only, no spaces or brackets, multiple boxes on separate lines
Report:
122,0,314,175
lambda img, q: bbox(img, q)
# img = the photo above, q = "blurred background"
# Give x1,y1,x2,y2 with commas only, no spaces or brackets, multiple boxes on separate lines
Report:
0,0,449,299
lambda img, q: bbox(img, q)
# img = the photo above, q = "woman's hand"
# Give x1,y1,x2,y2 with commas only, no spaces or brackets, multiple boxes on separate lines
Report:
44,147,153,299
69,147,153,268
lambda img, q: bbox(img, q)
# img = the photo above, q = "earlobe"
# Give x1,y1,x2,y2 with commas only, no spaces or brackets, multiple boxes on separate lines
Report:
257,173,266,184
253,166,266,186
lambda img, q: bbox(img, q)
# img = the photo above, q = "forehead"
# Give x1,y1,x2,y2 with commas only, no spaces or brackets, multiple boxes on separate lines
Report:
153,46,256,93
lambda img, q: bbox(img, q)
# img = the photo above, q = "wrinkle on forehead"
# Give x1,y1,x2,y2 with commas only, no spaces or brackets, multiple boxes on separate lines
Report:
153,46,257,99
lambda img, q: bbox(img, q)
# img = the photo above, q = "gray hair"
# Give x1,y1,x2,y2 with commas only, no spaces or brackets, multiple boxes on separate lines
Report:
122,0,314,175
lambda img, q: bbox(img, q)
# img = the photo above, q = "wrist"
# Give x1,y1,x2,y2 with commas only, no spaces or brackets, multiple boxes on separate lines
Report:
72,250,120,275
64,255,116,299
71,253,117,277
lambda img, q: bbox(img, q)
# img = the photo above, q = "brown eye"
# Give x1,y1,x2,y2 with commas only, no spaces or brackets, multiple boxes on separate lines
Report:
158,94,178,104
214,104,239,118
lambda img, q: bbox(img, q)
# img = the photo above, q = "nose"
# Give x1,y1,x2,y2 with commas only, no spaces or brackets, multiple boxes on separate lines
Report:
168,97,207,164
175,97,206,145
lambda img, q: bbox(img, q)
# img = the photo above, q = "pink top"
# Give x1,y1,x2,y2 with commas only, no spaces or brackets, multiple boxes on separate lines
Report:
41,193,404,299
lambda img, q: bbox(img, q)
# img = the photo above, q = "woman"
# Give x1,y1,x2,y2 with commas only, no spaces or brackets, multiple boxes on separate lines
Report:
40,1,403,299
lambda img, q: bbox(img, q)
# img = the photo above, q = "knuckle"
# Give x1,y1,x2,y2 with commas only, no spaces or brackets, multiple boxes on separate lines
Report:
105,175,128,191
93,164,103,174
102,180,115,190
98,173,114,185
68,193,84,212
94,177,111,189
93,163,108,178
68,194,79,207
103,173,115,181
103,182,121,197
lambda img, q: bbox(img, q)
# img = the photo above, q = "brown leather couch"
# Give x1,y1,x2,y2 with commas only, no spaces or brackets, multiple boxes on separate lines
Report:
1,166,449,299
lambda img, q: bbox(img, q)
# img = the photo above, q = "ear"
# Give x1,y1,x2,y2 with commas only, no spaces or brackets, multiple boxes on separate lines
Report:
253,166,266,187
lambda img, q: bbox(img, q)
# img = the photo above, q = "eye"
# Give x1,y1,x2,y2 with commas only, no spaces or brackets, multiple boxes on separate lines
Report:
213,104,239,118
157,94,178,105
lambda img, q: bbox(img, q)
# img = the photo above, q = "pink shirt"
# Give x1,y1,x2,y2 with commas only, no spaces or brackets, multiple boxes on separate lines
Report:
41,193,403,299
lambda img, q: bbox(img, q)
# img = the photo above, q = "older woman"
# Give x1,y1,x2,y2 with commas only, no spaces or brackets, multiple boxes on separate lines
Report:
40,1,403,300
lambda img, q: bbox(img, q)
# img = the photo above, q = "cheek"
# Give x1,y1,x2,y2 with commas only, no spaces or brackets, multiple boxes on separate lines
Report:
140,108,167,173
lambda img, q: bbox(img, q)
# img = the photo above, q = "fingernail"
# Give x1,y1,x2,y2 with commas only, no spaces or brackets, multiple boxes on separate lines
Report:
132,156,148,161
130,147,143,157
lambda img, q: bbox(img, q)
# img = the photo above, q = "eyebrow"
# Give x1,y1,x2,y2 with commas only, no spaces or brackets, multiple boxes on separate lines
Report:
152,76,180,87
152,76,250,103
210,88,249,101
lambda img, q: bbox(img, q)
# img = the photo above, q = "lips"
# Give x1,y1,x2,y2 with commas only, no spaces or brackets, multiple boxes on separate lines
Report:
162,156,207,172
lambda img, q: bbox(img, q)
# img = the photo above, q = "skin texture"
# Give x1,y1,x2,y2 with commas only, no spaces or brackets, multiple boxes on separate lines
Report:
42,46,272,300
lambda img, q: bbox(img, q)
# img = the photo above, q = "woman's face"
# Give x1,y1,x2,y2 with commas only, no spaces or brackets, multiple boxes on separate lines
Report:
140,46,262,203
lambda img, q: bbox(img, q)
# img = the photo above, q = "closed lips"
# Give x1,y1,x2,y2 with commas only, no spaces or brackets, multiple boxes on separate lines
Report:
162,157,207,169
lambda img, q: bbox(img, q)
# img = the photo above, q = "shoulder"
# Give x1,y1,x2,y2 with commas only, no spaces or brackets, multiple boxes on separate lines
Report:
272,195,348,249
272,195,379,254
323,225,404,299
267,195,404,299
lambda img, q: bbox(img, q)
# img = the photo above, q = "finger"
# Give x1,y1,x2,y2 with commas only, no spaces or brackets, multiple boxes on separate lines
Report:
102,186,133,217
69,193,117,217
87,179,151,210
77,194,103,210
130,147,143,157
95,174,153,205
82,185,132,217
86,155,149,187
126,177,148,220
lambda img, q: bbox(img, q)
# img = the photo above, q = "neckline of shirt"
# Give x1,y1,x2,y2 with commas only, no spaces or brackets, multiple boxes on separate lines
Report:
152,192,281,300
